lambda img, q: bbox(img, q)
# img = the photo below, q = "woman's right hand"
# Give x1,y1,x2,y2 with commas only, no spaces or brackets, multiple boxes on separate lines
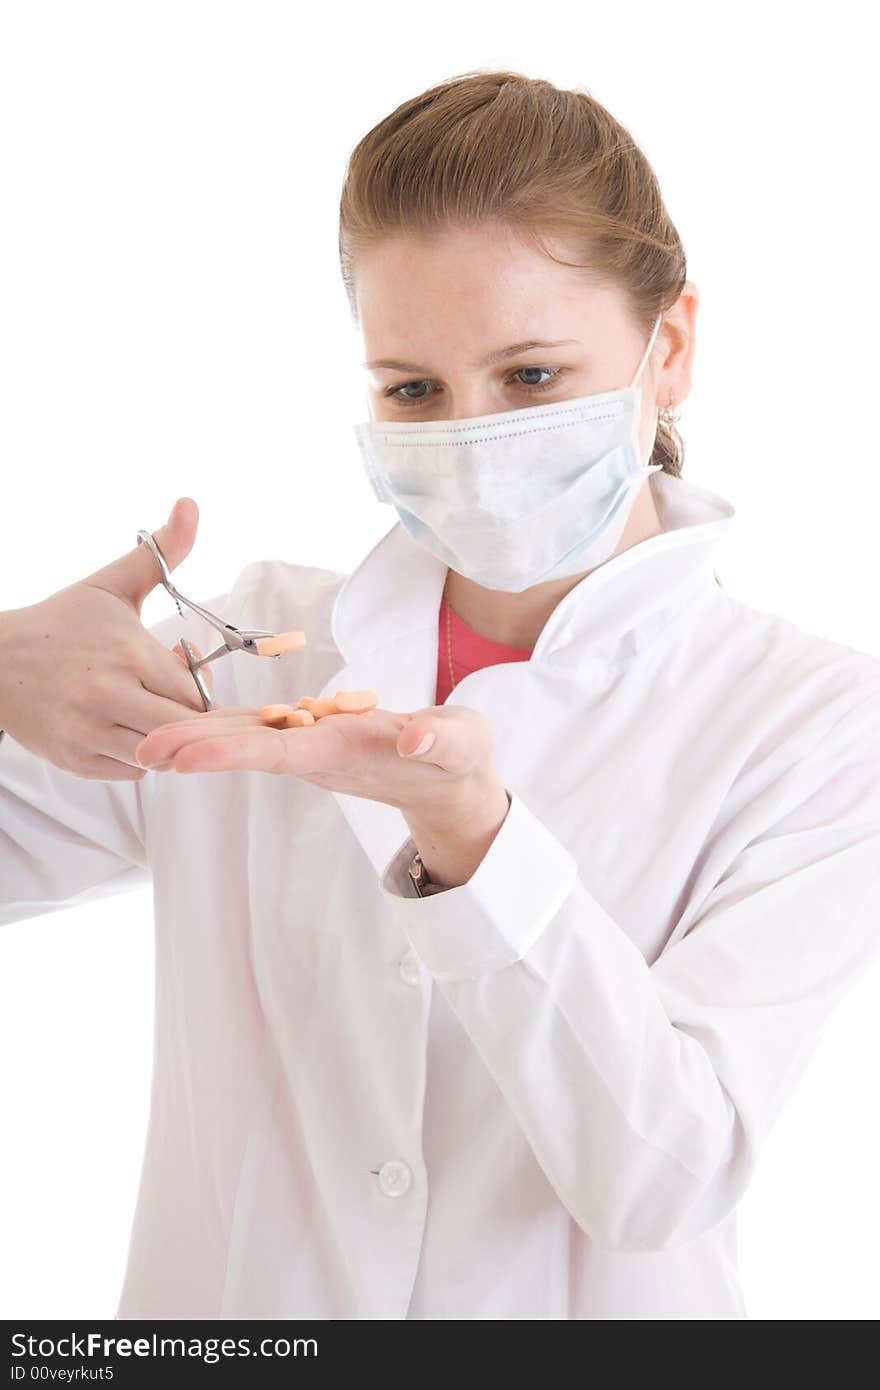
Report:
0,497,215,781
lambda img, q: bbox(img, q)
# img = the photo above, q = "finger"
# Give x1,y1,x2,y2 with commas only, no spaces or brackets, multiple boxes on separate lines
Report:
156,715,371,776
97,725,175,770
135,712,263,765
103,691,248,743
99,700,254,761
155,708,408,777
139,703,408,773
143,703,399,736
165,726,297,775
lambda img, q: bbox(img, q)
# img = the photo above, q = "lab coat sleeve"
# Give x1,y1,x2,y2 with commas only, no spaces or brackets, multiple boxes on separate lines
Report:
377,692,880,1253
0,593,231,930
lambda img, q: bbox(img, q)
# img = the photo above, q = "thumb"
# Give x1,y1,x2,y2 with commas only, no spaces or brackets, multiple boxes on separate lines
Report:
83,497,200,616
395,705,491,777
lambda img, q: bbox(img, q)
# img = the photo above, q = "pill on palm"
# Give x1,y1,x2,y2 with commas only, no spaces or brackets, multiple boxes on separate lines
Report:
332,689,378,714
297,696,339,718
282,708,316,728
259,703,298,728
261,690,379,727
255,631,307,657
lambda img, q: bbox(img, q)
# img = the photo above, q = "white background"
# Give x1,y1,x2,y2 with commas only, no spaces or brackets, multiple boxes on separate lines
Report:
1,0,878,1320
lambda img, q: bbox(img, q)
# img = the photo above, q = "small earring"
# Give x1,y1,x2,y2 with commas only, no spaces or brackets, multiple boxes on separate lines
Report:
659,392,680,426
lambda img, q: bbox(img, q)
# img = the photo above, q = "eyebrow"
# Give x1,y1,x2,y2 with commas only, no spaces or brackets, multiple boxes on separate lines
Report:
363,339,581,373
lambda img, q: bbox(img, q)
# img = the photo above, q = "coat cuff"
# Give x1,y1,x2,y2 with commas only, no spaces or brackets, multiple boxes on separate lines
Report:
378,789,579,980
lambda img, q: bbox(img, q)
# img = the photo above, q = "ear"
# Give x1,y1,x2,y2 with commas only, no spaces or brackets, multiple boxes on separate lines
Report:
657,280,699,410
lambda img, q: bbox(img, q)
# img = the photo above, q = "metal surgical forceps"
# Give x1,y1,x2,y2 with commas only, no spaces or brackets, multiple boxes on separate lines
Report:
136,528,285,712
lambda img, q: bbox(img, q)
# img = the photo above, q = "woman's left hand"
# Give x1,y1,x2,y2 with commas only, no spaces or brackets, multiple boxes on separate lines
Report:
133,700,506,827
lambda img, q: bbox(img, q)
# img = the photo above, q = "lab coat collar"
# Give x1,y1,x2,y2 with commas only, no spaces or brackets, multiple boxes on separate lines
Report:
328,469,735,679
315,471,736,882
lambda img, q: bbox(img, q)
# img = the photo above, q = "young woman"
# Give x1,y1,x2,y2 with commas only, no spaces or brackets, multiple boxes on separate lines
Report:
3,70,880,1321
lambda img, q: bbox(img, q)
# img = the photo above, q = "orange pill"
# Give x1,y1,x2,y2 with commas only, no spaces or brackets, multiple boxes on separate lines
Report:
332,689,378,714
259,703,298,728
255,631,307,658
282,708,316,728
297,696,339,719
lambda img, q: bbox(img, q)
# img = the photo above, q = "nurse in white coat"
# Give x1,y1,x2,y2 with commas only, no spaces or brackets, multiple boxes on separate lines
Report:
3,70,880,1321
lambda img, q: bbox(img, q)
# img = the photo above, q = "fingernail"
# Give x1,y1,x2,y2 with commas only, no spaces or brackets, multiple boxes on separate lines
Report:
405,731,435,757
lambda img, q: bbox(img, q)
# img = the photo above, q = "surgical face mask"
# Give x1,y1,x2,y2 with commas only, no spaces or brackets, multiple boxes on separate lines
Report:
352,310,665,593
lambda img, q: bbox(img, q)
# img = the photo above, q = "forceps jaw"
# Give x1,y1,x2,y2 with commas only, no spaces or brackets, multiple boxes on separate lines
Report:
196,634,282,667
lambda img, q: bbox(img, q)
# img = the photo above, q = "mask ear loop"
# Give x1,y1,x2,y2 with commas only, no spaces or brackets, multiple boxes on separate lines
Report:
636,309,718,584
628,309,667,476
630,309,665,391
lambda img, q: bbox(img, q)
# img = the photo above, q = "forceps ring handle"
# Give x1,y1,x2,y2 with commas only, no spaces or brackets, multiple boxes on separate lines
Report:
136,529,214,712
178,637,214,713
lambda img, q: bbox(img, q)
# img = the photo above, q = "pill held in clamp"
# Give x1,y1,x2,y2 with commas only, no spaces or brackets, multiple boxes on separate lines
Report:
254,631,307,657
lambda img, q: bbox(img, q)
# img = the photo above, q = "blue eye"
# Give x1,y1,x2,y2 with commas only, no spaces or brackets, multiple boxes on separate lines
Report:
513,366,558,387
393,380,434,400
384,365,566,406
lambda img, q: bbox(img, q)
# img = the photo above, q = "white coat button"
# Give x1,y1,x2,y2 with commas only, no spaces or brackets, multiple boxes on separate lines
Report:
377,1159,412,1198
398,951,421,987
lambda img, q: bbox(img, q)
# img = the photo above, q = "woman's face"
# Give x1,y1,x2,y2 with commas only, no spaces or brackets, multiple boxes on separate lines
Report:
355,221,696,469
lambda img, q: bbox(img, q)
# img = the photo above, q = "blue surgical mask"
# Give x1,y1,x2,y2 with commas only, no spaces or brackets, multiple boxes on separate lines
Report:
352,310,665,593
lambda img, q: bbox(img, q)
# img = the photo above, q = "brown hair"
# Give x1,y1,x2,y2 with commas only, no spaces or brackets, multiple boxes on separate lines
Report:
338,68,689,477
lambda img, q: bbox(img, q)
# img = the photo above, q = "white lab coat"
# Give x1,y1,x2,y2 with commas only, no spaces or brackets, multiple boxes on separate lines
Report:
2,468,880,1320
